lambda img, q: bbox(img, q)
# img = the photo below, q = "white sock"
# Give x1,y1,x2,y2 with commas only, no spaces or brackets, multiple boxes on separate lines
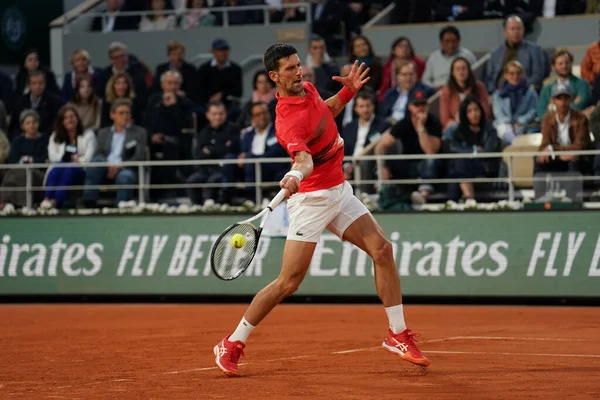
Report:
385,304,407,334
229,317,255,343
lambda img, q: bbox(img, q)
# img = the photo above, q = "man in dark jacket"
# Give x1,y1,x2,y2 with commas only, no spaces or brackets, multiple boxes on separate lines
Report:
186,101,240,204
150,41,197,99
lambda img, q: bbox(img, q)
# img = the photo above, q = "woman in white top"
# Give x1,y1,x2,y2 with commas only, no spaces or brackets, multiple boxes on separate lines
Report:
43,105,97,208
139,0,177,31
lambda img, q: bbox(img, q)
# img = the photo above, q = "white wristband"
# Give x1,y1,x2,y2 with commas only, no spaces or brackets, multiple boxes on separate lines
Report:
285,170,304,182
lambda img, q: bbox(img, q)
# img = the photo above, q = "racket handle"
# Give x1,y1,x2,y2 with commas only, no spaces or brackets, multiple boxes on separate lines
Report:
267,189,287,211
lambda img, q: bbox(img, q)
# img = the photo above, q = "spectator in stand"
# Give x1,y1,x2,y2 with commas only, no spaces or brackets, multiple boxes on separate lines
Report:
224,102,287,202
581,30,600,86
528,0,587,16
0,70,11,133
91,0,140,31
61,49,102,103
97,42,148,105
310,0,348,57
139,0,177,31
538,49,591,119
82,99,147,207
380,60,435,125
535,83,591,174
434,0,484,21
375,89,443,205
0,128,9,164
440,56,490,134
181,0,217,28
422,26,477,89
1,110,48,207
493,60,538,145
238,70,277,129
145,69,195,200
14,49,59,97
42,105,97,209
271,0,307,22
9,71,62,140
151,41,197,98
349,35,383,95
102,72,143,126
196,39,243,118
342,90,390,193
186,101,240,204
305,36,339,92
379,37,426,103
447,96,499,201
215,0,262,25
67,77,102,132
485,16,547,93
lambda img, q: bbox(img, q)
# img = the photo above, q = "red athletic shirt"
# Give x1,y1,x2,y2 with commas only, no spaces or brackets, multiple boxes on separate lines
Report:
275,82,345,192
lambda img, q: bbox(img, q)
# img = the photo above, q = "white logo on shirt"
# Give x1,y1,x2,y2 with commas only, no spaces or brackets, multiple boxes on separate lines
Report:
287,143,298,149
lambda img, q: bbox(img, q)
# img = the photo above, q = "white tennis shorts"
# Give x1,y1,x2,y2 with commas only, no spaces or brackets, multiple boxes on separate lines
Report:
286,181,370,243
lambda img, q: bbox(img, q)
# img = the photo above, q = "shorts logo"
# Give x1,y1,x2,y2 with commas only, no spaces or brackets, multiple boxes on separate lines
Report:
295,231,304,236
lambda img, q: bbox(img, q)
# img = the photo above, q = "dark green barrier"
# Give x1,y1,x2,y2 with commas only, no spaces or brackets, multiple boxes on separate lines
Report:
0,211,599,296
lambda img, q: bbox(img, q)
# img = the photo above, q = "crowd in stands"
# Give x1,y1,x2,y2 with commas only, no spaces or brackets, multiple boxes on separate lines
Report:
0,0,599,210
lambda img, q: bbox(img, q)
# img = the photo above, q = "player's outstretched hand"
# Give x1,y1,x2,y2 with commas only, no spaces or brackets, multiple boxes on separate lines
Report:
280,175,300,198
332,60,370,93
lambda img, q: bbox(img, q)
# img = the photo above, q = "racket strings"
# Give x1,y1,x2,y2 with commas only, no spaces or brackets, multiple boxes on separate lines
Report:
212,224,258,280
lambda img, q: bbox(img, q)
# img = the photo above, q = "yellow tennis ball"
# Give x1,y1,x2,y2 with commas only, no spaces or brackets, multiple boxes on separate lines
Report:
231,233,246,248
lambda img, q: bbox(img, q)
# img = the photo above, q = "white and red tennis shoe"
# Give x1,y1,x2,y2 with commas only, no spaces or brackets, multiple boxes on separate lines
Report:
213,335,245,376
382,328,430,367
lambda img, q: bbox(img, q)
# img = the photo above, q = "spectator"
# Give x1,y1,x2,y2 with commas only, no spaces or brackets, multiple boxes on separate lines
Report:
181,0,216,27
145,69,195,200
196,39,243,116
186,101,240,204
342,91,390,193
311,0,347,57
435,0,484,21
349,35,383,95
14,49,59,97
535,83,590,174
528,0,587,16
102,72,143,126
440,56,490,133
9,71,62,140
379,37,426,103
375,89,443,204
380,60,435,125
224,102,286,202
216,0,261,25
0,128,9,164
42,105,97,209
139,0,177,31
305,36,339,92
581,31,600,86
97,42,148,104
447,96,500,201
0,70,13,130
151,41,197,98
271,0,307,22
91,0,140,32
422,26,477,89
82,99,147,207
485,16,547,93
238,70,277,129
1,110,48,207
538,49,591,119
61,49,102,103
492,60,538,145
67,76,103,132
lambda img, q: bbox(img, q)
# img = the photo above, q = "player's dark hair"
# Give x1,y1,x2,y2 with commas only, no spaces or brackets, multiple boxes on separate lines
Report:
263,43,298,73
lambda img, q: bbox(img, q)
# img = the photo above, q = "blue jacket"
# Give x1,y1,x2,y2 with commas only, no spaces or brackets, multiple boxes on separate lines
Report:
242,123,286,159
379,81,435,119
485,40,548,93
492,86,538,128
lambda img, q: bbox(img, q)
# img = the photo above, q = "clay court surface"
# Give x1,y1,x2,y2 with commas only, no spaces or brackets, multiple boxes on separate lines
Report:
1,304,599,400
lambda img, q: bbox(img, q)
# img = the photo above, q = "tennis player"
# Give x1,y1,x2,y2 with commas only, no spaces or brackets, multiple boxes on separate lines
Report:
214,43,429,376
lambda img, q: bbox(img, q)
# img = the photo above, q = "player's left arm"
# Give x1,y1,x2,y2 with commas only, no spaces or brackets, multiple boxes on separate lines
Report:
327,61,371,118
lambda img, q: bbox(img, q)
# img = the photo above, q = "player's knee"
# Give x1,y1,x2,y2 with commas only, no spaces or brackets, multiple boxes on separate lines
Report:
370,238,393,266
275,278,301,299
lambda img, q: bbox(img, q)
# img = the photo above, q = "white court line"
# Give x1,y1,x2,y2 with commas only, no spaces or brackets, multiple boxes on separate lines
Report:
444,336,589,342
424,350,600,358
332,347,378,354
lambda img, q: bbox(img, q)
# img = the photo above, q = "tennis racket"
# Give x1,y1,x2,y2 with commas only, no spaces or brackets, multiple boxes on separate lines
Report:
210,188,287,281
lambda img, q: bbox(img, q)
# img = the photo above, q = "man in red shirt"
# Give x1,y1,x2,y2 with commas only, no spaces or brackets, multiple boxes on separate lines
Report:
214,43,429,376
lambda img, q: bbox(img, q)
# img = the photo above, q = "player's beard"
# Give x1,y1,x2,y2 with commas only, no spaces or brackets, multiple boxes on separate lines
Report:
289,79,303,95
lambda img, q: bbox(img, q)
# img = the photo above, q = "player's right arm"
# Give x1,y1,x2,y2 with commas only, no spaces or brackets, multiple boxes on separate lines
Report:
280,150,313,196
